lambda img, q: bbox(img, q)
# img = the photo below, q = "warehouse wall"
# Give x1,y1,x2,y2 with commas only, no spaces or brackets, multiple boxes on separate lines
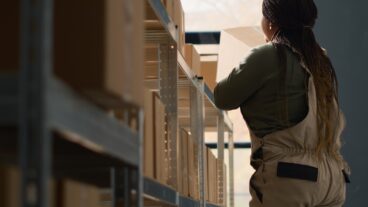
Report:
314,1,368,206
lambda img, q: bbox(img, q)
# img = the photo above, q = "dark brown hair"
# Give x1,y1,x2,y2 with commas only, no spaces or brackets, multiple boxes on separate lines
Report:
262,0,340,160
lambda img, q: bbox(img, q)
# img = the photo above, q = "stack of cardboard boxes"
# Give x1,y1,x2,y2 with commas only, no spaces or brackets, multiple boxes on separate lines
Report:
206,146,227,205
145,0,186,55
2,0,228,205
0,166,21,207
143,89,170,187
183,44,218,91
53,0,144,107
143,0,187,190
207,147,218,203
1,0,145,107
0,165,103,207
175,129,227,205
145,0,219,92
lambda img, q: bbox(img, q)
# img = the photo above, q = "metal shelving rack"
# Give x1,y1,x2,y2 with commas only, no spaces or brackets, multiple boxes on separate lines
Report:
0,0,144,207
0,0,235,207
144,1,235,207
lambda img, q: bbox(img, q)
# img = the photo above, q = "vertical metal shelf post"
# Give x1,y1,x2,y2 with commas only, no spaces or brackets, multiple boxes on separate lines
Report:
217,115,225,206
159,43,178,189
19,0,54,206
228,132,235,207
190,77,206,207
137,109,145,207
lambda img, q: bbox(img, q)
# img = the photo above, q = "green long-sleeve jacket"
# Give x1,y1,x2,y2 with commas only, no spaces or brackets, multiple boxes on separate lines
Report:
214,43,309,138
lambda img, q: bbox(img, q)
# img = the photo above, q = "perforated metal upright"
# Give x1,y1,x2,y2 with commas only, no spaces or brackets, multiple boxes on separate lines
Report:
190,78,206,207
228,132,235,207
217,114,225,205
159,43,179,189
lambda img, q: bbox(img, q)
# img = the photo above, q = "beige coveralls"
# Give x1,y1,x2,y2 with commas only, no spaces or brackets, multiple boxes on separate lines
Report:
247,62,351,207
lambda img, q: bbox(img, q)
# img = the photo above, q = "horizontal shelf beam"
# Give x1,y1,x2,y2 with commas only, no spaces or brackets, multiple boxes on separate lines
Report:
179,196,200,207
185,32,221,45
48,78,140,166
206,142,251,149
147,0,177,43
143,178,223,207
144,177,178,206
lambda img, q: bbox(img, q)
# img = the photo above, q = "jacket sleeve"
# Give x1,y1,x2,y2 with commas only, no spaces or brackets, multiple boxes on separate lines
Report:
214,47,276,110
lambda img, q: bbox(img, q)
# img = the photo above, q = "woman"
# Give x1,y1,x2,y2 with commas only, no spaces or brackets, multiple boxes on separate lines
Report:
214,0,351,206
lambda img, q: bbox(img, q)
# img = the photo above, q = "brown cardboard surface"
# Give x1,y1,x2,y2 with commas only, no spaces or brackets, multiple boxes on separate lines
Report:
53,0,144,107
174,0,186,56
0,1,19,71
145,46,160,63
162,0,185,55
183,44,201,75
128,0,145,106
143,90,170,186
57,179,101,207
184,44,193,67
144,46,160,79
217,26,264,83
207,149,217,203
145,0,162,20
199,61,218,92
0,165,56,207
144,63,159,79
0,165,20,207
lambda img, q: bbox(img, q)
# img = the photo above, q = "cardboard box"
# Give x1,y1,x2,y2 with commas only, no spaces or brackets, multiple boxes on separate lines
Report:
171,0,186,56
178,128,189,196
0,1,19,71
0,165,56,207
0,165,20,207
57,179,101,207
217,26,265,83
144,45,160,79
207,149,217,203
183,44,218,90
143,89,169,186
199,59,218,92
53,0,144,107
161,0,185,54
144,0,164,30
144,63,159,79
184,44,201,75
145,0,185,54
